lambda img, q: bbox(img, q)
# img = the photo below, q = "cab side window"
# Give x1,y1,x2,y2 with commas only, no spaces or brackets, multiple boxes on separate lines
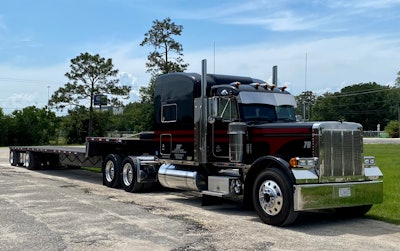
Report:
218,98,239,121
161,104,177,123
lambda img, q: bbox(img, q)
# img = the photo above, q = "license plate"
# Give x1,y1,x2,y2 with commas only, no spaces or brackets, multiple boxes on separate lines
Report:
339,187,351,197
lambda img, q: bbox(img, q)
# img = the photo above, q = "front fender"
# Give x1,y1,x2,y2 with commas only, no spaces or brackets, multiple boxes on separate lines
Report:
242,156,294,208
248,156,294,183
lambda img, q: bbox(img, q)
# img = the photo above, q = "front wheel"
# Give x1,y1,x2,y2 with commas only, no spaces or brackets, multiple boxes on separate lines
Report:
252,168,298,226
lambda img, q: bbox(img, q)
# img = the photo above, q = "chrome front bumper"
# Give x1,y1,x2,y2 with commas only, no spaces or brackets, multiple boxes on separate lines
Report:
293,180,383,211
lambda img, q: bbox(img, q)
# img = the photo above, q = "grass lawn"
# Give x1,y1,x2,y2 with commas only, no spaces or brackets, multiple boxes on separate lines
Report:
364,144,400,225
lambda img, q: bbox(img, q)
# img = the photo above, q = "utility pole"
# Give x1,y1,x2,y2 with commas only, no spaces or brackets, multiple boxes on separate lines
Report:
47,86,50,107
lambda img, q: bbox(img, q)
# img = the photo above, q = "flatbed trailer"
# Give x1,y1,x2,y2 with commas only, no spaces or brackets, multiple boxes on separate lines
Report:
9,133,155,170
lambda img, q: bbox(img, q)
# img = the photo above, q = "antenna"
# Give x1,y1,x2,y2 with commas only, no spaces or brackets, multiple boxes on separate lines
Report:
213,42,216,74
305,52,308,91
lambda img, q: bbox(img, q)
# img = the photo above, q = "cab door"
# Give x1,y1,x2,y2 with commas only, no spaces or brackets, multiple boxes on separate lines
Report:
210,97,240,160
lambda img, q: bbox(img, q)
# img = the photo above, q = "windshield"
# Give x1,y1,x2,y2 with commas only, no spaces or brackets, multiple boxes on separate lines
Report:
276,105,296,122
240,104,296,123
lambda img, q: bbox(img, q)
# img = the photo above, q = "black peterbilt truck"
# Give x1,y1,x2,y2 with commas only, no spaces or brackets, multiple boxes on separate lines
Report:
9,60,383,226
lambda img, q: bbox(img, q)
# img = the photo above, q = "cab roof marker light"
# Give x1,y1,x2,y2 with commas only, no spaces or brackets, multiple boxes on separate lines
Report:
263,83,270,90
250,83,261,90
279,86,287,92
230,82,241,88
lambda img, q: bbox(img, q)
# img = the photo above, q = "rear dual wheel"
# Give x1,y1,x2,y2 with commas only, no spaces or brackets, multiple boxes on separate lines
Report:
121,156,147,193
25,151,44,170
102,154,122,188
9,151,19,166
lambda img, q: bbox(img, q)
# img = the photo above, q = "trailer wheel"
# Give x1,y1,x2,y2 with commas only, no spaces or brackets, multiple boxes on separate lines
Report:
102,154,122,188
25,151,40,170
121,156,144,193
252,168,298,226
10,150,18,166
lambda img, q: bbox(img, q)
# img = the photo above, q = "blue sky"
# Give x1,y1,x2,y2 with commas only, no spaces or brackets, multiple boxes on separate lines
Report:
1,0,399,114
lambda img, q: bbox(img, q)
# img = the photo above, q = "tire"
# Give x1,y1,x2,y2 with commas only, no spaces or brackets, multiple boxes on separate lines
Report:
10,151,18,166
25,151,40,170
102,154,122,188
121,156,144,193
252,168,298,226
335,205,372,218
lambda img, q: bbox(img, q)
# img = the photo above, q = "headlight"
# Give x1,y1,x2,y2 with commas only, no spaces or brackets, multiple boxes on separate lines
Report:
364,156,376,166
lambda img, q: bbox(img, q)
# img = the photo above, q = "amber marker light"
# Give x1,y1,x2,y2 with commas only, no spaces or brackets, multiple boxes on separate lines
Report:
290,157,298,168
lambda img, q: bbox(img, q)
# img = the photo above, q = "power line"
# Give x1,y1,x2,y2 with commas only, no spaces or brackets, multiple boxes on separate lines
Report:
319,87,395,98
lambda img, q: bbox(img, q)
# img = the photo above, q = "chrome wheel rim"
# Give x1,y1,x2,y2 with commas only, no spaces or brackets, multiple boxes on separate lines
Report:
258,180,283,216
9,151,14,164
105,161,115,182
122,163,133,186
24,153,30,167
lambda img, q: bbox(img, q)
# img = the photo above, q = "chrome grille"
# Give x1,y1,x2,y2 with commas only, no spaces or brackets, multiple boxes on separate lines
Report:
315,123,364,182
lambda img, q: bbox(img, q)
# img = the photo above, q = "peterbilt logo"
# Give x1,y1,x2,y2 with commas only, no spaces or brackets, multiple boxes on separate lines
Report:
303,141,312,149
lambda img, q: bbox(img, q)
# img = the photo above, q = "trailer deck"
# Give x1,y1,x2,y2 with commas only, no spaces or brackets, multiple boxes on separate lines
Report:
9,145,102,169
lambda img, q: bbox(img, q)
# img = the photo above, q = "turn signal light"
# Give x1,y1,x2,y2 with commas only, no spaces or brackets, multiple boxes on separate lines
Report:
290,157,318,168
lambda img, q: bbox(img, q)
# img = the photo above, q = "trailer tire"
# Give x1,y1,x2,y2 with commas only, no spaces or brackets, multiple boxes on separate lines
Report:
102,154,122,188
10,150,19,166
25,151,40,170
252,168,298,226
121,156,144,193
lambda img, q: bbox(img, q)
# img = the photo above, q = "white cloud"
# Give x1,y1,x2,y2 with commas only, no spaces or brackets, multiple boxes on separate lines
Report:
0,63,69,113
185,34,399,95
119,72,141,102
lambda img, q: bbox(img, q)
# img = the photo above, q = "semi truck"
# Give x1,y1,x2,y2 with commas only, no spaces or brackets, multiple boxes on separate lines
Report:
9,60,383,226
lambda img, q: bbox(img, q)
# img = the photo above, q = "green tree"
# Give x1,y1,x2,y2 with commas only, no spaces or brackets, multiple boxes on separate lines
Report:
312,92,343,121
312,83,394,130
385,120,399,138
138,17,188,130
295,91,317,120
0,108,10,146
339,83,391,130
9,106,58,146
49,52,131,136
396,70,400,87
61,107,113,144
140,17,189,77
112,102,154,133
